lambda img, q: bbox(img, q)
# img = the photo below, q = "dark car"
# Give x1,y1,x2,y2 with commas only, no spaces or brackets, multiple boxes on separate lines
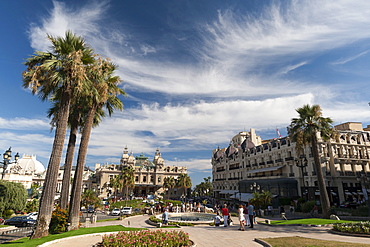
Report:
4,216,36,227
339,202,357,209
87,207,95,213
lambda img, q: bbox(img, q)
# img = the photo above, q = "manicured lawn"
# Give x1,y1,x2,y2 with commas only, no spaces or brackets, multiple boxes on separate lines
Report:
1,225,144,247
268,218,356,225
260,236,370,247
96,217,120,222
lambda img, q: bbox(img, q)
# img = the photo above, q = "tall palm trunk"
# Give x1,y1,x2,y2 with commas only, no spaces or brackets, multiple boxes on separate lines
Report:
311,133,331,218
60,119,78,209
31,90,71,239
68,106,96,230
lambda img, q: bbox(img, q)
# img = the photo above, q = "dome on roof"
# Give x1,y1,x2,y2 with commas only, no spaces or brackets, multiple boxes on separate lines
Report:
7,155,45,174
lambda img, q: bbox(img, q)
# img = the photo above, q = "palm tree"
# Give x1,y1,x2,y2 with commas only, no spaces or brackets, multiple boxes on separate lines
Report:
68,59,125,230
176,174,192,199
81,189,101,217
163,176,175,199
120,166,135,200
48,97,107,210
23,31,95,239
109,176,122,202
288,104,335,218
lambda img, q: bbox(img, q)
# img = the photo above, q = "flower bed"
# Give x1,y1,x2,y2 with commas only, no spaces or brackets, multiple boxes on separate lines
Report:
332,221,370,235
102,229,190,247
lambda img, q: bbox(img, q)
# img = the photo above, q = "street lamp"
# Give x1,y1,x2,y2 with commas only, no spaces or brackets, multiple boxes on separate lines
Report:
250,182,260,193
1,147,19,180
295,155,308,201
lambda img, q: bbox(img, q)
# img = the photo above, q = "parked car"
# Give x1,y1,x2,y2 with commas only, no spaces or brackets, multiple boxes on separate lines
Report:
121,207,132,215
87,207,95,213
27,212,38,220
339,202,358,209
4,216,36,227
110,208,121,216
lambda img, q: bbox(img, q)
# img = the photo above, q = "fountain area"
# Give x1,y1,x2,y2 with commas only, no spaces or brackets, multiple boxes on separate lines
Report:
155,212,216,225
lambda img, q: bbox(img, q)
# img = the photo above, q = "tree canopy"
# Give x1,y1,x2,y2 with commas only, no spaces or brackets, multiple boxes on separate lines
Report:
0,180,27,215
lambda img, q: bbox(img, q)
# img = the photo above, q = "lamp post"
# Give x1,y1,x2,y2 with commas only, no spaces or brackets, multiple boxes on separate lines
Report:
295,155,308,201
250,182,260,193
1,147,19,180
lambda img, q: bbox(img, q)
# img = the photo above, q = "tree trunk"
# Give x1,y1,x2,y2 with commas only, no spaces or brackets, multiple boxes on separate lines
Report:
60,121,78,209
68,106,96,230
31,90,71,239
311,133,331,218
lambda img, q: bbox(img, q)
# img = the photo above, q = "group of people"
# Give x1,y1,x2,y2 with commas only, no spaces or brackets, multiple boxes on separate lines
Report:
214,202,256,230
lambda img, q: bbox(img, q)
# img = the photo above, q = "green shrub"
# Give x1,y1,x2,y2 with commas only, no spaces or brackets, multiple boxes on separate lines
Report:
333,221,370,235
102,230,190,247
300,201,316,213
3,209,14,219
49,206,68,234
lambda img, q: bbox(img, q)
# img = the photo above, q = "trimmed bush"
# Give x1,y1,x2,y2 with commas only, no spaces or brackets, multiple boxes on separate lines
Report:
333,221,370,235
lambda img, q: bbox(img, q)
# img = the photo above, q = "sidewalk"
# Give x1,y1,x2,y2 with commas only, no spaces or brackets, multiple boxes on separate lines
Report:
40,215,370,247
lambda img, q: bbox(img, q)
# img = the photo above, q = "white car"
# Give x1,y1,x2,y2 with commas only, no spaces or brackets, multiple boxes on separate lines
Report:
110,208,121,216
121,207,132,215
27,212,38,220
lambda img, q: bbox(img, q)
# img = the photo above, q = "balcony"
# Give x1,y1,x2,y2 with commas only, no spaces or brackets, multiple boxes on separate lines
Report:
229,166,240,170
228,177,240,180
215,178,226,181
266,160,274,164
289,173,295,177
285,157,294,161
275,158,283,163
259,162,266,166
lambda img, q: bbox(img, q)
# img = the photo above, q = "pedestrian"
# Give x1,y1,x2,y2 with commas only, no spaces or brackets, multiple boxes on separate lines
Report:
221,204,229,227
247,201,254,228
238,204,245,231
162,208,169,226
313,204,318,216
214,212,222,227
243,204,250,227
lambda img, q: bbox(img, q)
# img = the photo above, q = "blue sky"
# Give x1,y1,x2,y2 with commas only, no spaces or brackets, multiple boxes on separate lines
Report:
2,0,370,187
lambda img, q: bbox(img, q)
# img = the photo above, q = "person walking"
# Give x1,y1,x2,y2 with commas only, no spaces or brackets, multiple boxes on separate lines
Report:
221,204,229,227
238,204,245,231
162,208,169,226
243,204,250,227
247,202,254,228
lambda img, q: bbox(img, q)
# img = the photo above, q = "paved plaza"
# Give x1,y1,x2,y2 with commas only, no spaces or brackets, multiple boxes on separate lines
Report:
37,214,370,247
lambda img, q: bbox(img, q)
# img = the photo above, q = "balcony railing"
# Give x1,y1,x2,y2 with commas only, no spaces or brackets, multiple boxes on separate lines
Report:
275,158,283,163
285,157,294,161
229,166,240,170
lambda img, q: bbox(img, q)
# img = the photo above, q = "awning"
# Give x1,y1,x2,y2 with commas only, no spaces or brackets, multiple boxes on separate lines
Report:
315,192,320,195
357,192,364,195
352,192,357,196
345,192,352,195
230,193,254,202
218,190,238,195
331,192,337,196
247,165,285,174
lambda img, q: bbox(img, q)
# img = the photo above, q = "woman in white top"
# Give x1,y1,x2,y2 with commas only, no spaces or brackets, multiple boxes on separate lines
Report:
238,204,245,231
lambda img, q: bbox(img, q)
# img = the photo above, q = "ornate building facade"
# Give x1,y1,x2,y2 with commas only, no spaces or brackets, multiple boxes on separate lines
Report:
91,147,188,199
212,122,370,205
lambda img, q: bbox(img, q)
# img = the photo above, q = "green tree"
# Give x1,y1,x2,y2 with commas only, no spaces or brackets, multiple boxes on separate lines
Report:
68,59,125,230
194,177,213,197
176,174,192,198
81,189,101,216
0,180,27,216
288,104,335,218
163,176,176,200
109,175,123,201
23,31,95,239
120,166,135,200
